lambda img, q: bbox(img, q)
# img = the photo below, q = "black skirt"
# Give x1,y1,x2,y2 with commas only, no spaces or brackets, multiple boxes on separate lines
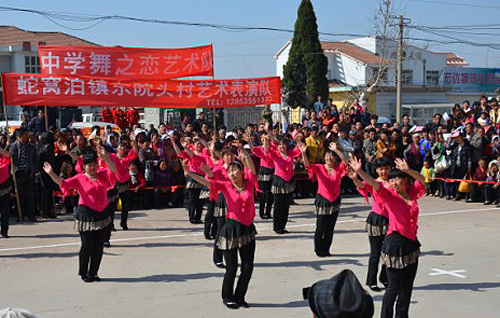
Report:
258,166,274,182
74,205,111,232
107,188,119,205
365,212,389,237
186,173,209,191
271,175,295,194
314,194,341,216
214,193,227,218
217,219,257,250
380,232,421,269
0,178,12,198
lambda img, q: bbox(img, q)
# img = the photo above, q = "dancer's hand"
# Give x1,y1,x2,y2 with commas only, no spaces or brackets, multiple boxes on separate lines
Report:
43,162,53,174
347,166,358,180
329,142,338,153
298,142,307,154
395,158,410,172
349,156,363,172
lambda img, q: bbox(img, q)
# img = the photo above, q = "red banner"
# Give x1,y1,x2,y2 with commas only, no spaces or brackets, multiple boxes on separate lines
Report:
1,73,281,108
38,44,214,79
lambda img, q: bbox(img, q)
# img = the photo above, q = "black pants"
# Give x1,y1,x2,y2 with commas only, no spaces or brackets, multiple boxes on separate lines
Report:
79,228,106,278
314,213,339,255
15,170,35,218
273,193,291,232
104,199,117,243
0,194,10,236
381,261,418,318
222,240,255,303
213,217,225,264
204,200,218,239
187,188,204,223
366,235,388,286
484,185,499,203
120,190,131,228
258,183,273,219
40,181,55,218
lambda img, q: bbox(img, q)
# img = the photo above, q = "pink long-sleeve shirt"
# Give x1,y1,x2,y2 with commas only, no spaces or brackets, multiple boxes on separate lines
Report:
252,146,274,169
307,163,346,202
375,181,426,241
357,181,389,218
268,147,301,181
210,169,257,226
60,169,115,212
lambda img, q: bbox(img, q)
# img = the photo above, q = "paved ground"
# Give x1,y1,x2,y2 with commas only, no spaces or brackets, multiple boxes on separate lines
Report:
0,195,499,318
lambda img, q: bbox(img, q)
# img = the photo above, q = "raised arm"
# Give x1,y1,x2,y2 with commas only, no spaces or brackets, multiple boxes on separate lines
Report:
395,158,425,186
237,143,257,176
350,156,380,191
298,142,310,168
181,159,211,188
43,162,63,186
97,144,117,173
347,165,365,189
329,142,348,165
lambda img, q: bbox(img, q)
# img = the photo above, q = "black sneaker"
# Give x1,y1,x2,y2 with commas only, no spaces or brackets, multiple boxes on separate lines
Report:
236,300,249,308
223,300,239,309
103,241,111,248
215,262,226,269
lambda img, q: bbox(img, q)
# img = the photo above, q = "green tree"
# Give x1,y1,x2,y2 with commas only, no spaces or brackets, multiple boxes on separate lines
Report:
282,0,328,109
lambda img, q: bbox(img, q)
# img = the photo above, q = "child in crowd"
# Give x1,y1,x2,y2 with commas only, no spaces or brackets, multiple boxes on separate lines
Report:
484,160,499,205
421,160,435,196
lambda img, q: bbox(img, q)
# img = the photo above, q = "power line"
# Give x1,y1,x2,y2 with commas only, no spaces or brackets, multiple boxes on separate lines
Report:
0,5,367,38
409,0,500,10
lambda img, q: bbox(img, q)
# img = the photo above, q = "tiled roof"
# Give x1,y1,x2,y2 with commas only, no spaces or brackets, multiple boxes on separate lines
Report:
445,53,469,67
321,41,390,65
0,26,97,46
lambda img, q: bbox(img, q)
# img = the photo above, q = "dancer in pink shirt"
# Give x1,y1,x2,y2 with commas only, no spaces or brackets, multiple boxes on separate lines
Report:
348,157,391,292
350,156,425,318
44,145,117,283
182,145,257,309
300,141,347,257
266,135,302,234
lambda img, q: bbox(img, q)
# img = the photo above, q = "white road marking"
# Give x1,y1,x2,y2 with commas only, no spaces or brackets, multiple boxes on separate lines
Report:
0,206,496,253
429,268,467,278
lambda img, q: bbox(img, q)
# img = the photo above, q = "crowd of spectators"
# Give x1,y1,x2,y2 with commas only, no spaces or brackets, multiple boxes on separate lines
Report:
1,94,499,228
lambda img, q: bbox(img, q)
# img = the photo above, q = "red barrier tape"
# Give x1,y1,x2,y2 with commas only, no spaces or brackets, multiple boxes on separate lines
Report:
53,185,186,197
433,177,499,184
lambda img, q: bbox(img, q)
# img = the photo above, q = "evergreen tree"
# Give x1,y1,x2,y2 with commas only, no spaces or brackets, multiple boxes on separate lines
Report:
282,0,328,109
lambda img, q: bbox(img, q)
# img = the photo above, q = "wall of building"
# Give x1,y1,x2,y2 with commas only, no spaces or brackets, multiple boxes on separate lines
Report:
275,44,291,78
376,91,447,119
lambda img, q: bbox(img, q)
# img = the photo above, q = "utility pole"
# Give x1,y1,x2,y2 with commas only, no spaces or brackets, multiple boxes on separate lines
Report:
394,15,411,123
396,15,404,124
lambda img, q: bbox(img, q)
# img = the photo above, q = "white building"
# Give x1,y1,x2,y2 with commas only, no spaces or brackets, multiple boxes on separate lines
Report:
274,36,488,124
0,26,98,122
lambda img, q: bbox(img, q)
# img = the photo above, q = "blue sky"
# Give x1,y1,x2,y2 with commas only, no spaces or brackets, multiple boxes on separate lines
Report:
1,0,499,78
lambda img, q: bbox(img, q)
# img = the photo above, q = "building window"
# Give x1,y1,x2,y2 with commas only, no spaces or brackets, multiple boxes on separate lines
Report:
402,70,413,85
426,70,440,85
25,56,41,73
372,67,388,83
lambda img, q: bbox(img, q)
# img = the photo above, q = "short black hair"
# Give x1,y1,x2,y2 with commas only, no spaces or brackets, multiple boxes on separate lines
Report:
374,157,392,169
388,168,410,180
82,153,98,165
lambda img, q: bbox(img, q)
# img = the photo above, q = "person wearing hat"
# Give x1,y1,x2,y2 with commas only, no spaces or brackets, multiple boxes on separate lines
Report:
0,308,38,318
299,142,347,257
43,145,118,282
350,157,425,318
182,146,257,309
306,269,374,318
